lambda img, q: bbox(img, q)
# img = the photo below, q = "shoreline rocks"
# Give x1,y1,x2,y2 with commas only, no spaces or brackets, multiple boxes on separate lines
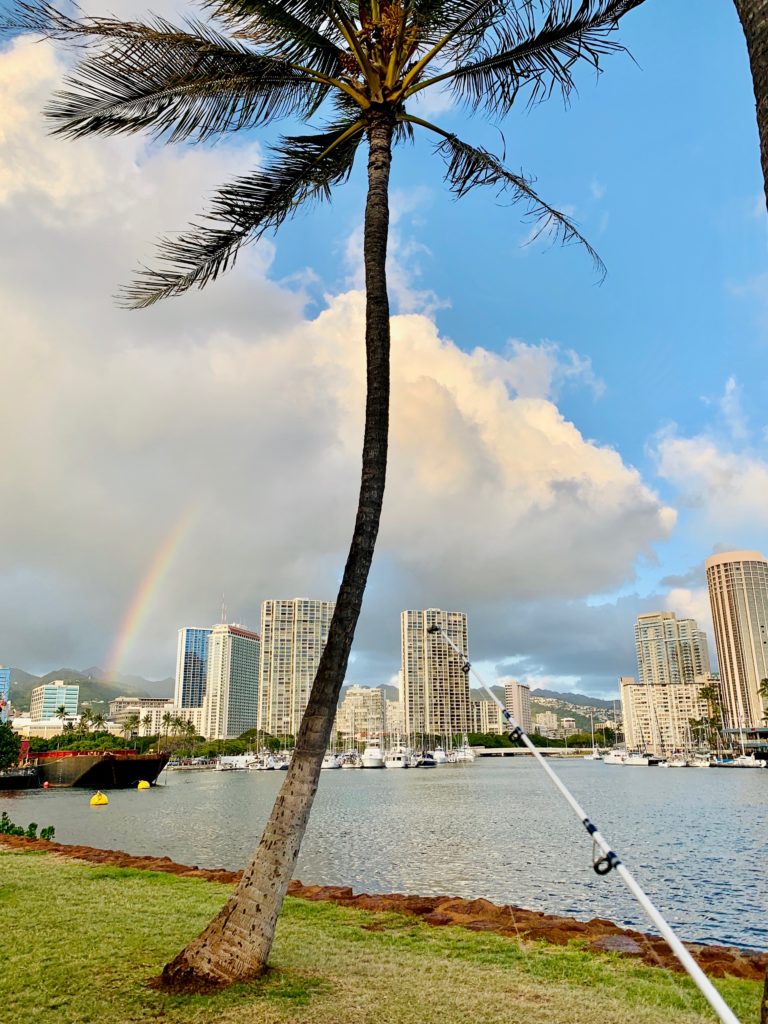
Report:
2,834,764,981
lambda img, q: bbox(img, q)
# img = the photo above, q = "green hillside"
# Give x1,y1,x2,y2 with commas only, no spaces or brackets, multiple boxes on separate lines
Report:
8,668,170,714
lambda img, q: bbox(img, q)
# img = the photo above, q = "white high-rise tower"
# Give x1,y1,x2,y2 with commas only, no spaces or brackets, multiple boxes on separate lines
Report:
203,623,261,740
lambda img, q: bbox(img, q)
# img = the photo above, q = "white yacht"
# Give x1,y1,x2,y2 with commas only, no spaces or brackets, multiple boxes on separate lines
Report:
603,748,627,765
384,747,410,769
431,745,448,765
732,752,766,769
452,736,476,763
361,744,386,769
321,752,341,770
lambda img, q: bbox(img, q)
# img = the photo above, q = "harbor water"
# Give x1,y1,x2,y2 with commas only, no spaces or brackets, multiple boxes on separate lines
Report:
2,758,765,950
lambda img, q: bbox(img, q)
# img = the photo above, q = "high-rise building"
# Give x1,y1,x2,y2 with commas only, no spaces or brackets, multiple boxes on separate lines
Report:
634,612,711,686
471,699,505,735
0,667,9,723
502,679,532,733
203,623,261,740
30,680,79,721
257,599,335,737
174,627,212,708
401,608,470,740
625,612,713,752
706,550,768,729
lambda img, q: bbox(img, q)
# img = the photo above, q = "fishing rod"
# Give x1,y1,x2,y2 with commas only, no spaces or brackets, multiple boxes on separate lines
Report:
426,624,741,1024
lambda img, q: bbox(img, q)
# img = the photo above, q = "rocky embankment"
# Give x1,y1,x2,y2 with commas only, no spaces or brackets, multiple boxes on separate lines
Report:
2,834,764,981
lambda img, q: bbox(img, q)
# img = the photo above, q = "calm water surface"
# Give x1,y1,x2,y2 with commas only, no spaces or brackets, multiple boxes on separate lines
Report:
3,759,766,949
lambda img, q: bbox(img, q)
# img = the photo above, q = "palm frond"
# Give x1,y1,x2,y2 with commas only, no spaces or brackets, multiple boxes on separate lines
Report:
410,0,511,60
414,0,643,112
205,0,346,78
435,131,605,277
121,119,365,308
44,15,322,142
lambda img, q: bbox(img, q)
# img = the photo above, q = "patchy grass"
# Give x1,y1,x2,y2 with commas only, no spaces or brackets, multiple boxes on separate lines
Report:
0,849,758,1024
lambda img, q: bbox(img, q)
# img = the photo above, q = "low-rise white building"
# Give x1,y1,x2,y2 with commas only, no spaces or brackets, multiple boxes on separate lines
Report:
619,674,711,755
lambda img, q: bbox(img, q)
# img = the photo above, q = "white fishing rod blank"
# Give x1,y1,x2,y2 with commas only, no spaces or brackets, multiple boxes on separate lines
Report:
427,625,741,1024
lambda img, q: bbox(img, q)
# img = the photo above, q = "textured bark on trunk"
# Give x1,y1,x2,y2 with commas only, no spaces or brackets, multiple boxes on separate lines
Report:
734,0,768,210
733,6,768,1016
157,112,394,993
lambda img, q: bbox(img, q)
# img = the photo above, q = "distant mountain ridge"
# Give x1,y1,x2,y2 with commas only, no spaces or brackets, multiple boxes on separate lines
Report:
7,666,174,713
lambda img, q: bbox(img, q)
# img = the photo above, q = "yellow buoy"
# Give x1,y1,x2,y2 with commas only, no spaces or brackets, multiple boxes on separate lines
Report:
90,791,108,806
137,780,150,790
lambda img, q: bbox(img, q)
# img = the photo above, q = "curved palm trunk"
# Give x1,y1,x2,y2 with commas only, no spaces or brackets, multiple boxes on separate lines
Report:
733,8,768,1019
158,113,394,992
734,0,768,210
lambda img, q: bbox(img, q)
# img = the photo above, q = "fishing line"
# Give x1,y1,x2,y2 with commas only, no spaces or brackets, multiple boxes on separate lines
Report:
427,625,741,1024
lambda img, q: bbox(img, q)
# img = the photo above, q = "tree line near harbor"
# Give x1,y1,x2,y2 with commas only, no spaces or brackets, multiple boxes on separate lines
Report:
3,0,768,1014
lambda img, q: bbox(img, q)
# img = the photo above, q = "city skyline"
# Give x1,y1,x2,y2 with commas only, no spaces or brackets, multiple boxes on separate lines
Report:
2,4,768,699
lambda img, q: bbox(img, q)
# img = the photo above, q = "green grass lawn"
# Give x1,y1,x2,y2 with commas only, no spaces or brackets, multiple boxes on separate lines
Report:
0,850,759,1024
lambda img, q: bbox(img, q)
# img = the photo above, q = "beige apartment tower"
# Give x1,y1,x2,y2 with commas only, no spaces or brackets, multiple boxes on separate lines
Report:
706,551,768,729
258,598,335,736
502,679,532,733
401,608,470,740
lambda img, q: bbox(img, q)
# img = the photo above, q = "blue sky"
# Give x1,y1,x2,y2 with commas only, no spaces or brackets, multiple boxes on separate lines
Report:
1,1,767,696
270,0,768,584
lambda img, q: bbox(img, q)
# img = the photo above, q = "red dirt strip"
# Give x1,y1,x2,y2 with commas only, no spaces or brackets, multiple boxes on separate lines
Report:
2,834,764,980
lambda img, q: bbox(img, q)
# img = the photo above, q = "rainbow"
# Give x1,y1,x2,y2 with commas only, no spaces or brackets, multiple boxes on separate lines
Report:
104,508,196,683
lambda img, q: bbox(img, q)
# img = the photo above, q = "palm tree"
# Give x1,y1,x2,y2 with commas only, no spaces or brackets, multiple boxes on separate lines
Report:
91,712,107,732
54,703,68,749
730,0,768,213
78,704,93,735
11,0,642,990
160,711,173,751
141,712,154,738
122,713,141,745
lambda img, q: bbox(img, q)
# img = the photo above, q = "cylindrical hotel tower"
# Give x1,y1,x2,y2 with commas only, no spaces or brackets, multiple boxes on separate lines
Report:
705,550,768,729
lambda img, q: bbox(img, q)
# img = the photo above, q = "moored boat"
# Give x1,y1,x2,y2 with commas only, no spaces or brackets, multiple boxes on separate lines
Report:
321,752,342,769
383,747,410,768
34,750,169,788
0,767,39,790
361,744,385,768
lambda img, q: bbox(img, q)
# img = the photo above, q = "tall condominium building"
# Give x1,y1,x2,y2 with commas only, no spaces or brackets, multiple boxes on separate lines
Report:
634,612,711,686
30,680,79,721
335,685,386,742
502,679,532,733
0,667,9,723
706,550,768,729
619,674,710,754
174,627,212,708
401,608,470,740
203,623,261,740
471,699,505,735
258,599,335,737
626,612,713,752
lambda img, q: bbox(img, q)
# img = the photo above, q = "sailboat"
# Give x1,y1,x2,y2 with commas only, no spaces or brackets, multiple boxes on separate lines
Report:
583,712,603,760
